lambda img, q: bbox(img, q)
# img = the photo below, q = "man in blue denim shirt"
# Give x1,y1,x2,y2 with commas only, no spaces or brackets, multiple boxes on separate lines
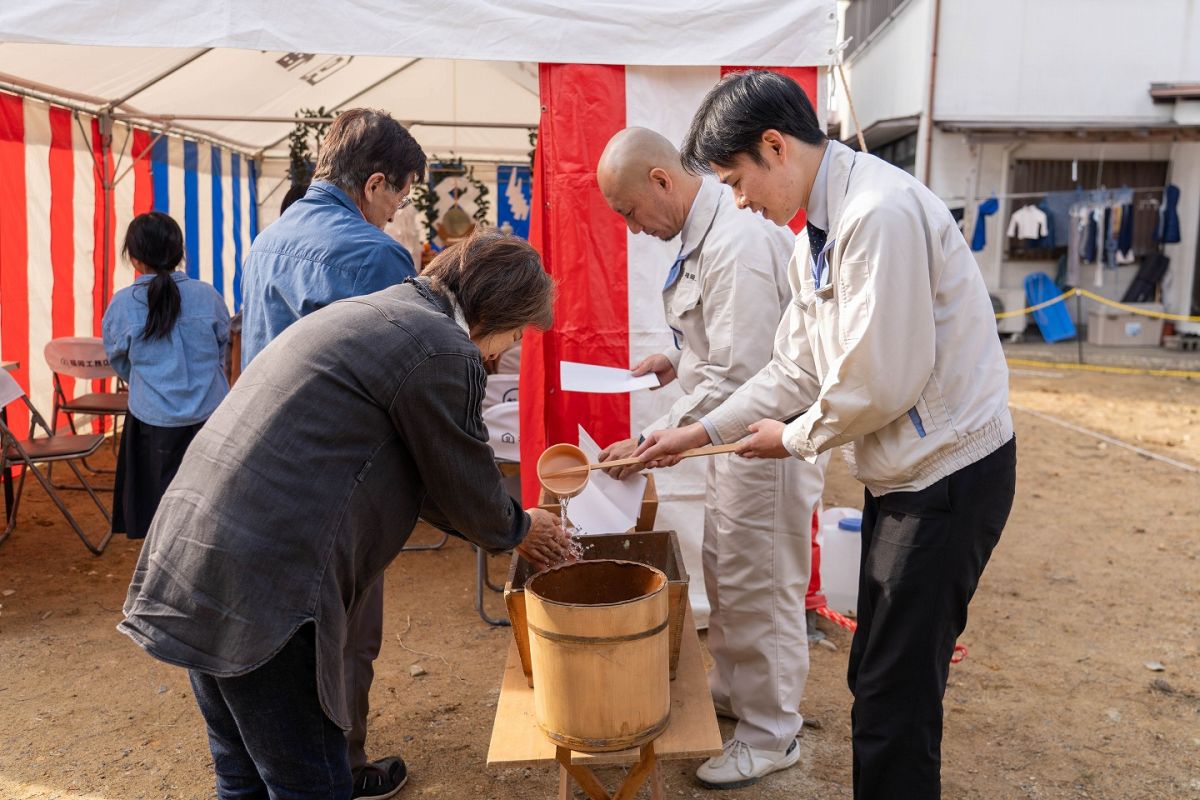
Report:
238,108,427,800
241,114,423,368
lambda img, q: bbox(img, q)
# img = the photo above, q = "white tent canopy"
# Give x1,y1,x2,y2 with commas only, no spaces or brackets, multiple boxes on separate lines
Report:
0,46,541,163
0,1,835,163
0,1,837,68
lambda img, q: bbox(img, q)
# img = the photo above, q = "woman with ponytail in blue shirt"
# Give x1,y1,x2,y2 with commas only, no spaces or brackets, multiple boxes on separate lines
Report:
103,212,230,539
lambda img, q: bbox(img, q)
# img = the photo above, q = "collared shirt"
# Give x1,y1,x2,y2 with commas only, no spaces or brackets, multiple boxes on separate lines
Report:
239,181,416,367
102,272,230,427
806,143,834,286
806,141,833,234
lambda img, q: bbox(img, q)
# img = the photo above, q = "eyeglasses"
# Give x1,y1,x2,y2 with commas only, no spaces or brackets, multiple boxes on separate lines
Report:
386,179,414,210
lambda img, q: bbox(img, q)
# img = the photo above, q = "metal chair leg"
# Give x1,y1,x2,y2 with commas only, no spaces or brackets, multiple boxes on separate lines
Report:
474,546,510,627
402,529,450,552
0,466,28,546
51,411,118,489
21,461,112,556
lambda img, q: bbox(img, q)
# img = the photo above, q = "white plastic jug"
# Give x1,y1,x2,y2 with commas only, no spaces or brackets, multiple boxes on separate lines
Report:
818,507,863,615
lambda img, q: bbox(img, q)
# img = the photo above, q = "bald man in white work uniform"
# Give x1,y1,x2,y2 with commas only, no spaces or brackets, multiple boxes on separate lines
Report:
595,127,827,790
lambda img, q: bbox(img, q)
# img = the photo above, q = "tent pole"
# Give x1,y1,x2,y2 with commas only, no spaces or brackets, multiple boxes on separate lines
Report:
256,58,425,155
0,73,109,109
102,49,213,113
111,113,536,128
100,113,114,310
111,130,166,188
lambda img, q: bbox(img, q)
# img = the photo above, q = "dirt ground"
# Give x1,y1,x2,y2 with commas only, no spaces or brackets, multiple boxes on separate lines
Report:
1,366,1198,800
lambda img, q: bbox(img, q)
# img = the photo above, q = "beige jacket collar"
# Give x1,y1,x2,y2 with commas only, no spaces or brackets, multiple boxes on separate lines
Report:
823,139,859,240
678,175,722,262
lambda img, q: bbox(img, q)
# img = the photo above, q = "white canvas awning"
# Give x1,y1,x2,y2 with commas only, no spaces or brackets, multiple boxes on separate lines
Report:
0,1,836,162
0,46,542,161
0,1,838,68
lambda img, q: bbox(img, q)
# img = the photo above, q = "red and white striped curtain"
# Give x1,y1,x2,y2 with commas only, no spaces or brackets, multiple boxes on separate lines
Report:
0,91,257,439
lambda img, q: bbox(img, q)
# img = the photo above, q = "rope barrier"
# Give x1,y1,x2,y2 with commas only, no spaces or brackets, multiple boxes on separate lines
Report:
994,287,1200,323
814,606,968,664
1075,289,1200,322
1007,357,1200,380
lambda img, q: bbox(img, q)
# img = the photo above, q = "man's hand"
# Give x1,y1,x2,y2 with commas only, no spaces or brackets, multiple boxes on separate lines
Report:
634,422,710,468
598,437,644,480
632,353,676,390
518,508,575,570
736,419,791,459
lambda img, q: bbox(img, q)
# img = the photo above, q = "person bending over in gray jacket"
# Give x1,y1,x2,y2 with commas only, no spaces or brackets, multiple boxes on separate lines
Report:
119,229,573,800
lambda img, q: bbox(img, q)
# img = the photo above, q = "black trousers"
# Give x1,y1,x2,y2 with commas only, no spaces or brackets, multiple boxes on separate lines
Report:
848,438,1016,800
112,415,205,539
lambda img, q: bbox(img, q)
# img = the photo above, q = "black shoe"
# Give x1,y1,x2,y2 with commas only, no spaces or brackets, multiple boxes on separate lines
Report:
352,756,408,800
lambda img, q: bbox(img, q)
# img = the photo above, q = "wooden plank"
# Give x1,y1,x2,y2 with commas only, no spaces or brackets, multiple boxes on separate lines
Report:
487,601,722,768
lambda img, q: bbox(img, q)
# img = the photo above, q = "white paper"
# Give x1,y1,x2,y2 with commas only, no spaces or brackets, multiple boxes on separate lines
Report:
560,361,659,394
563,425,648,536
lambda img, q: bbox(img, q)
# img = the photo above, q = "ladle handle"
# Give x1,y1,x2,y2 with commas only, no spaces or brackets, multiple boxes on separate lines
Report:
583,441,743,472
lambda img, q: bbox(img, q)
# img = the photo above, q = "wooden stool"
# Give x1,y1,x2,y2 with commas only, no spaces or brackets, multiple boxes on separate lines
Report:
555,741,662,800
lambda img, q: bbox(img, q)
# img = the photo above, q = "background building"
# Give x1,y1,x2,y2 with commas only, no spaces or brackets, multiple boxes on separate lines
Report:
834,0,1200,333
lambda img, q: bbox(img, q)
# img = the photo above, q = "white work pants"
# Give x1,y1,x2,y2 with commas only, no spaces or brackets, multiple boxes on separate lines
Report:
703,451,827,751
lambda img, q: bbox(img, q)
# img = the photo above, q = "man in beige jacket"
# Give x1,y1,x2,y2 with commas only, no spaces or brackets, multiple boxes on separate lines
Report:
637,73,1016,800
596,127,827,789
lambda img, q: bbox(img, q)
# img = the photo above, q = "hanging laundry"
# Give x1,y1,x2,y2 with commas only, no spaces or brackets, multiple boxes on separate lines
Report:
1006,204,1049,240
1083,209,1099,263
1066,207,1085,286
1116,201,1134,256
1035,198,1056,249
1155,184,1181,244
1103,205,1116,267
971,195,999,251
1043,190,1082,248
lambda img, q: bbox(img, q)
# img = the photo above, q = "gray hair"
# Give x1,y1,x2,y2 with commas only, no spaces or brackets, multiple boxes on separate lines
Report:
312,108,427,198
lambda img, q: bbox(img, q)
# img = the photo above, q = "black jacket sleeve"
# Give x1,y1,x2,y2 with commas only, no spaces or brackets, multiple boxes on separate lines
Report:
391,352,529,553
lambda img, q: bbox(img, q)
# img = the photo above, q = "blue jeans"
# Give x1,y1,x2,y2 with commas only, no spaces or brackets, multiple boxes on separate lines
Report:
189,624,352,800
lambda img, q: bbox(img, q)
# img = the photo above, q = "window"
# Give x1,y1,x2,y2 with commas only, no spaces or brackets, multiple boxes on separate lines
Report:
871,132,918,175
845,0,913,59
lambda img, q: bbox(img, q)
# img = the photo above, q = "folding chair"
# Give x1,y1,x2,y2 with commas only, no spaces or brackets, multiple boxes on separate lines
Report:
44,337,127,482
0,369,113,555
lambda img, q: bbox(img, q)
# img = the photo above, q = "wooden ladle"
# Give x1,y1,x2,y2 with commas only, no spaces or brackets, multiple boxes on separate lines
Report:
538,442,743,480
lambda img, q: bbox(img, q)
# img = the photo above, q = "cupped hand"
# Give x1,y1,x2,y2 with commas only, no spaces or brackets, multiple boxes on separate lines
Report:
736,419,791,459
634,422,710,469
518,508,575,569
598,437,644,480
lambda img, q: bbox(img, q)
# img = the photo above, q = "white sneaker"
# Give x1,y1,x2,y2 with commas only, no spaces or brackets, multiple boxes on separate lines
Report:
696,738,800,789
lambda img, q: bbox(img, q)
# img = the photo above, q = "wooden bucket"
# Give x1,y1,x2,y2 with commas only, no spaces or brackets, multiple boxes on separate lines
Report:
525,559,671,752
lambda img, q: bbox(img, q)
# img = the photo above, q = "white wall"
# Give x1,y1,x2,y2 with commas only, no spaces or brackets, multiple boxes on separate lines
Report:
840,0,930,135
936,0,1200,125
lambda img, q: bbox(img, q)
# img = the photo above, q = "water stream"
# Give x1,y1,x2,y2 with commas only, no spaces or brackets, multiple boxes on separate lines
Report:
557,494,585,562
